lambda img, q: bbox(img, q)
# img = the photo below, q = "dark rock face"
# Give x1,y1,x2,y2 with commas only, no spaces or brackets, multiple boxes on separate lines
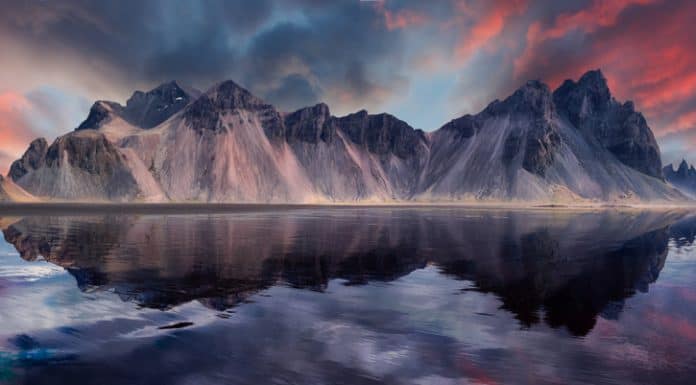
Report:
8,138,48,181
281,104,428,161
521,127,561,176
11,131,139,200
493,81,561,176
488,80,555,117
45,133,126,175
553,70,663,179
76,101,121,130
183,80,282,135
282,103,334,143
664,160,696,195
439,114,479,140
77,81,196,131
121,81,193,128
334,110,428,159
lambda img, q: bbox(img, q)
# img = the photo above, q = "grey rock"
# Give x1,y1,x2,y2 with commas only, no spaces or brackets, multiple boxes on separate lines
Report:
333,110,428,160
8,138,48,181
553,69,662,179
282,103,333,143
76,101,122,130
122,81,196,128
183,80,282,136
77,81,197,131
12,131,140,201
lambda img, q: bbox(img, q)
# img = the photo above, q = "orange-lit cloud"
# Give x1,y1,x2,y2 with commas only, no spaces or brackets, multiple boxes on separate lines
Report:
512,0,696,154
454,0,527,62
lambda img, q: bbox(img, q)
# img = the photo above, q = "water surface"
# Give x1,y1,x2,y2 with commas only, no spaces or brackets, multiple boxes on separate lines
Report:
0,208,695,384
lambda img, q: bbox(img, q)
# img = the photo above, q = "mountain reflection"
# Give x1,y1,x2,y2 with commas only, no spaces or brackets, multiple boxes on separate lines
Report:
1,209,689,336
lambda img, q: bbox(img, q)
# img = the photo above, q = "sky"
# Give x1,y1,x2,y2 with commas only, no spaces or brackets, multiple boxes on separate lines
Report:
0,0,695,174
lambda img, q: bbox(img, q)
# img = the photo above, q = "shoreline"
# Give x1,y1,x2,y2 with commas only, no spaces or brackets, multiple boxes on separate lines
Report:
2,201,696,215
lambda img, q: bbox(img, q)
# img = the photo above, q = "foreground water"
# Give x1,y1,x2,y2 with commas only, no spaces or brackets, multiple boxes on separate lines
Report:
0,208,695,384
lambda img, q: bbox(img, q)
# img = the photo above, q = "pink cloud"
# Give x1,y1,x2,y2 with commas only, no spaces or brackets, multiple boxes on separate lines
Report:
513,0,696,142
454,0,528,62
0,92,40,174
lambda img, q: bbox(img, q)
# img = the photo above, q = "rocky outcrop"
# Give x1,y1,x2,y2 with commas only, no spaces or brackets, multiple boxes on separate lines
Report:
122,81,196,128
8,137,48,180
491,81,560,176
7,69,685,203
77,81,198,131
10,131,140,200
183,80,282,135
553,70,663,179
282,103,333,143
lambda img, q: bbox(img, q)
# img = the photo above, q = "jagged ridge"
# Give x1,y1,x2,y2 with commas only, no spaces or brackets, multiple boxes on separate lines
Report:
5,70,685,203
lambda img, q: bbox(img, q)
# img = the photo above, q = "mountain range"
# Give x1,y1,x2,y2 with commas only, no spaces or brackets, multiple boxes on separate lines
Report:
0,70,688,203
664,160,696,198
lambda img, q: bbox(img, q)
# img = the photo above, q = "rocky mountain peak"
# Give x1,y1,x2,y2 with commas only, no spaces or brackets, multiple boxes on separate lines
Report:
122,80,194,128
183,80,280,134
577,69,610,97
487,80,554,118
76,101,122,131
8,137,49,181
552,69,663,180
335,111,427,159
282,103,333,143
208,80,267,109
553,69,611,118
76,81,197,131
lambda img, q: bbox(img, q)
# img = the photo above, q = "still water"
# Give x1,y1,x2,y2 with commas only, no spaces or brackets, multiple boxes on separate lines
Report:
0,208,695,384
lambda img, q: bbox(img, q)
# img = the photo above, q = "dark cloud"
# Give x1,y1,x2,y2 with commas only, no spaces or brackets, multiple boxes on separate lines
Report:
0,0,405,112
264,74,320,111
240,1,406,111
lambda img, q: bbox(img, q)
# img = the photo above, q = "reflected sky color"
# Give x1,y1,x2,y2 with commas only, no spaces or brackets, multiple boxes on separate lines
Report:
0,208,695,384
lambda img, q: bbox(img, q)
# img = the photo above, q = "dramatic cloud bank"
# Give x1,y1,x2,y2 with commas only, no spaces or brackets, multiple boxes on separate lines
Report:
0,0,694,172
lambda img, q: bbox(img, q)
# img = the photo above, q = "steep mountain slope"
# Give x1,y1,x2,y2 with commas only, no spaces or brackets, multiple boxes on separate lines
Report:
7,82,199,201
0,175,37,202
5,70,685,203
664,160,696,198
421,72,679,202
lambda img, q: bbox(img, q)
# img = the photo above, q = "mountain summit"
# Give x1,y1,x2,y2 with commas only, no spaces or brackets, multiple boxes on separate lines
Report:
5,70,684,203
77,81,199,131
